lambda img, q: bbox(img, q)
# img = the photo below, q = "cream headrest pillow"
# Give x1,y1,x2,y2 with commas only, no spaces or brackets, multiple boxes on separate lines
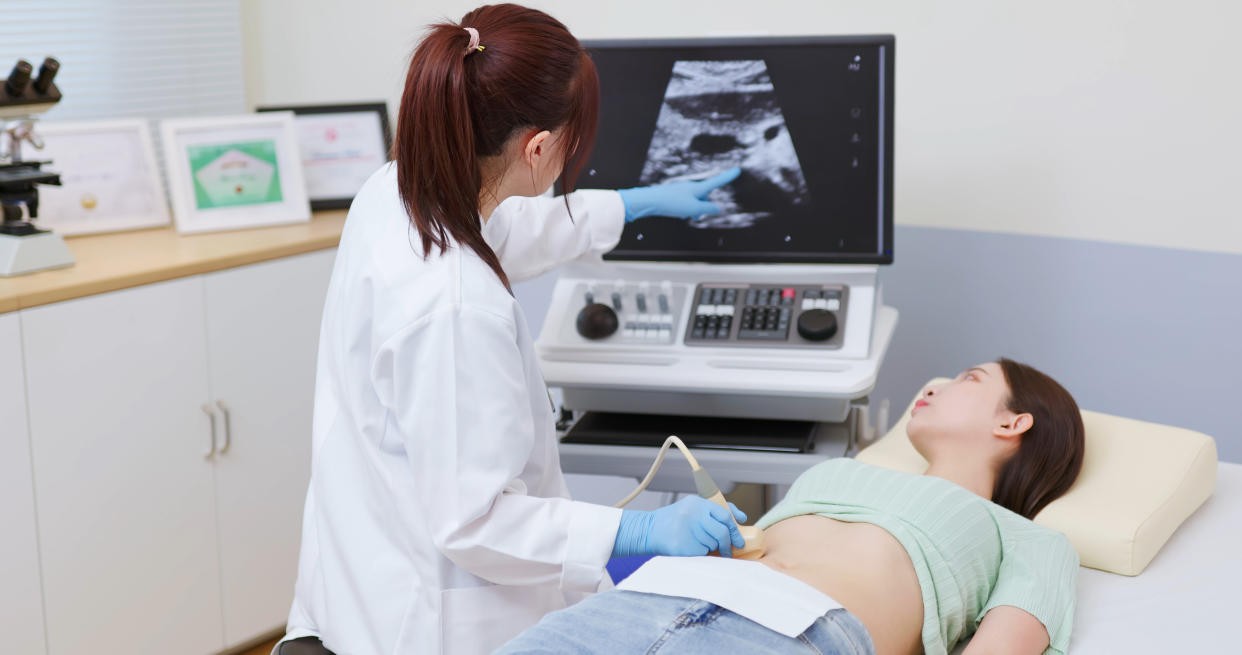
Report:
856,378,1217,576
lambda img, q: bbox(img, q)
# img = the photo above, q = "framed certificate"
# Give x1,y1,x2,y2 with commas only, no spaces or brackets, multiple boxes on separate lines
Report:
160,113,310,234
32,119,170,235
256,102,392,210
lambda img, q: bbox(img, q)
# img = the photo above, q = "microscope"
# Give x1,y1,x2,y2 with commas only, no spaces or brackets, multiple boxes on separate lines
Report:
0,57,74,276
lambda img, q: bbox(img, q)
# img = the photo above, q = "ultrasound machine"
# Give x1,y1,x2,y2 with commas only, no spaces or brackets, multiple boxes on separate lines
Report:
541,35,898,493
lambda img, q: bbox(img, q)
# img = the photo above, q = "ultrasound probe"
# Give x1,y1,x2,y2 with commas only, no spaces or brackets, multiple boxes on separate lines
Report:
614,436,766,559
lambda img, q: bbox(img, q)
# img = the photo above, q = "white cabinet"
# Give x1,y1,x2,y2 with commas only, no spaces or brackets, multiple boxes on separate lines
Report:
0,313,47,655
22,276,224,655
204,250,334,647
19,249,336,655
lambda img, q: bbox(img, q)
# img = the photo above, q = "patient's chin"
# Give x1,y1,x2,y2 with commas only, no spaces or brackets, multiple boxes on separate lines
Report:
906,422,930,454
907,411,933,433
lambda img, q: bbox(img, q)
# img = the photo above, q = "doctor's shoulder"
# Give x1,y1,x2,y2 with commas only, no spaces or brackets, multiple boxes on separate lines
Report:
454,245,521,318
337,163,517,316
341,161,398,221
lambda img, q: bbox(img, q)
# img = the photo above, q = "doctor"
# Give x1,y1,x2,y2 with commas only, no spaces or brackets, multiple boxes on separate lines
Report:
278,5,746,655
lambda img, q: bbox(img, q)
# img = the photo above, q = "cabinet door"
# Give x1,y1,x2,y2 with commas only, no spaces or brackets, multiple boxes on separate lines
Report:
22,278,224,655
203,250,335,646
0,313,47,654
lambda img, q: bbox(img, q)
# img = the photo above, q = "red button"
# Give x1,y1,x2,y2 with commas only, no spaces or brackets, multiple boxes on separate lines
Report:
782,288,795,298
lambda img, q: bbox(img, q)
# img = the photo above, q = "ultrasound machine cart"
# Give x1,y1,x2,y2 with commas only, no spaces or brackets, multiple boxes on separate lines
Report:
541,35,897,495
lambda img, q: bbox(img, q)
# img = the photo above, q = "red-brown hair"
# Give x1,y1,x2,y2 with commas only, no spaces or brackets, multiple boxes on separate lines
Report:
993,358,1086,519
392,3,599,291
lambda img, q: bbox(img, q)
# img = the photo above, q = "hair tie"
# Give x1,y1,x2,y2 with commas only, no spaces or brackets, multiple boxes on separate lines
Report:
463,27,484,55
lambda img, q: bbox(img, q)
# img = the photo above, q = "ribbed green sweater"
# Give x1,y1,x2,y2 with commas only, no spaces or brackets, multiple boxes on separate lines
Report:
756,458,1077,655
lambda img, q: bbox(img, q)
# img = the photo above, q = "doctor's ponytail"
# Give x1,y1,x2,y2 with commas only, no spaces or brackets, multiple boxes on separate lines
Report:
393,4,600,291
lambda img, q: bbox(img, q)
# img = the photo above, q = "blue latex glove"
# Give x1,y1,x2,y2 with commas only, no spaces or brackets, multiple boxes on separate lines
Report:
612,495,748,558
617,167,742,222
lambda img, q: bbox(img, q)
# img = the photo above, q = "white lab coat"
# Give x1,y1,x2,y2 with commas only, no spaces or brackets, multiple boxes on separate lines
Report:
280,162,626,655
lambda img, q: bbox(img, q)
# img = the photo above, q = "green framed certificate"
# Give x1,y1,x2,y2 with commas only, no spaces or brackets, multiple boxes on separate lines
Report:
187,140,283,209
160,113,309,234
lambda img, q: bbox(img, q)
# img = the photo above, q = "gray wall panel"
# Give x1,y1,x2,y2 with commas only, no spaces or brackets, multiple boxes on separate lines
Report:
515,226,1241,463
876,227,1241,463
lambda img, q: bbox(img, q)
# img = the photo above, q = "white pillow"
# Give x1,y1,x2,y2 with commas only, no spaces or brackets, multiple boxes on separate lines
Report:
856,378,1218,575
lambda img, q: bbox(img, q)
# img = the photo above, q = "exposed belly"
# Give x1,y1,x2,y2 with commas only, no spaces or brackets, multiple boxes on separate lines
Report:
757,515,924,655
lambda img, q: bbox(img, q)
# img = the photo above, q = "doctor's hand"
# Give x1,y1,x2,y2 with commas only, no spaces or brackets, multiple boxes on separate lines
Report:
612,496,747,558
617,167,742,222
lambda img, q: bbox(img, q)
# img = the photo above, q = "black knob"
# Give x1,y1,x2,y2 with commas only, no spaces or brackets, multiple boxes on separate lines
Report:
576,303,619,340
797,309,838,341
33,57,59,95
6,60,32,97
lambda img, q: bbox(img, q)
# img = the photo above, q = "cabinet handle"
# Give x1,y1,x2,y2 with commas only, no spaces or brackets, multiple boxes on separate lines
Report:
201,404,217,459
216,400,232,454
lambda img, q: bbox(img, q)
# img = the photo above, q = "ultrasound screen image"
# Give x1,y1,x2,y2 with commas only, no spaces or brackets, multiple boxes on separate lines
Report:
583,37,893,264
639,60,811,229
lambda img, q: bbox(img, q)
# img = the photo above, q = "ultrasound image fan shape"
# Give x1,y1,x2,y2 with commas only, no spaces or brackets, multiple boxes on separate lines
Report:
639,60,811,229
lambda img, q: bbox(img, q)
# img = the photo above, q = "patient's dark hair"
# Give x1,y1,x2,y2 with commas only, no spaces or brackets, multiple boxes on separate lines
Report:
993,358,1085,519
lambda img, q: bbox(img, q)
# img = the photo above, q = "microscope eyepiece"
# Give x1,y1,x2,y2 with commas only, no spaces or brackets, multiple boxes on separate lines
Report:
5,60,33,97
33,57,59,95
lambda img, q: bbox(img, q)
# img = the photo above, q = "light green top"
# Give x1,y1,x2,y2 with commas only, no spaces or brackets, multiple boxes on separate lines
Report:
756,458,1078,655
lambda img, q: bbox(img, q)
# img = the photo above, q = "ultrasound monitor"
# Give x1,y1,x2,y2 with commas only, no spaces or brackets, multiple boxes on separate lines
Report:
582,36,894,265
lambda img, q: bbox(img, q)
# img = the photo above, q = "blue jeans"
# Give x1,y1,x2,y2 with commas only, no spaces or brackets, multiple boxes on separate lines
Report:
496,590,876,655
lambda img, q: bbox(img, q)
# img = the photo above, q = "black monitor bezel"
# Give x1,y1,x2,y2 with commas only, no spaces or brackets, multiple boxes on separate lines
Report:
583,35,895,266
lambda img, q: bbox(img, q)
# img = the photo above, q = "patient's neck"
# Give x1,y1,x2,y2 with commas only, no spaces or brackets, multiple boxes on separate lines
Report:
923,456,997,500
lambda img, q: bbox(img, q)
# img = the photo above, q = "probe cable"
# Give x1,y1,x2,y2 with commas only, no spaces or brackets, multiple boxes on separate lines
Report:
614,435,703,508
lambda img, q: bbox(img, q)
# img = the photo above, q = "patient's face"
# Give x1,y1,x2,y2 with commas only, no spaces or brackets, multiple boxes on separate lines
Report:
907,362,1013,459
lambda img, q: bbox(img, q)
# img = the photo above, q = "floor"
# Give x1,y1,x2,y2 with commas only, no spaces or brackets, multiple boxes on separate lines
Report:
238,638,279,655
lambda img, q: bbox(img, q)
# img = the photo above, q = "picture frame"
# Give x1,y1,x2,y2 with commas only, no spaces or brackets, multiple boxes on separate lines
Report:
30,119,170,236
160,112,310,234
255,102,392,210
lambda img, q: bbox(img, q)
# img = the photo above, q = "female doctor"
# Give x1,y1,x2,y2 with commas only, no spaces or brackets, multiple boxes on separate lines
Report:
278,5,747,655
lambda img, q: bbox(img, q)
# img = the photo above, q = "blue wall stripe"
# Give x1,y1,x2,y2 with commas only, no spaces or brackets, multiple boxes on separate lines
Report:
513,225,1241,464
876,226,1241,463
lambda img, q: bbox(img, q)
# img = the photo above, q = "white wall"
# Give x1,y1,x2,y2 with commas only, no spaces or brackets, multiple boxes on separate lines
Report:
243,0,1242,254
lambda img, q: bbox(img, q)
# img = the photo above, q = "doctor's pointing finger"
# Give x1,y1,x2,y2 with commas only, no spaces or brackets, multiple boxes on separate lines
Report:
276,5,741,655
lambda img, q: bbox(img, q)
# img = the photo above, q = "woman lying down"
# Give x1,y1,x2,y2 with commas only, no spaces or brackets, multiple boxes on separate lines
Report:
498,359,1085,655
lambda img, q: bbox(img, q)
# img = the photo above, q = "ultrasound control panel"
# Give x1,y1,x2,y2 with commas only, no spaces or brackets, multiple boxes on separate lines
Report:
564,280,849,349
569,281,689,344
686,283,848,349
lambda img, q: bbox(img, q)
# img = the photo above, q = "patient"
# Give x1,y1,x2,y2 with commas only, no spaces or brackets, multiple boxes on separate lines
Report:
498,358,1085,655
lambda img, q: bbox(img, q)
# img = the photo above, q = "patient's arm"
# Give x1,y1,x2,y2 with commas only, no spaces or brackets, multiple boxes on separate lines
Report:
962,605,1050,655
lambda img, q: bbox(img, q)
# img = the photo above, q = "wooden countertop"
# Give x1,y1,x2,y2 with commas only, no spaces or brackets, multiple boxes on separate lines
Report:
0,211,346,314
